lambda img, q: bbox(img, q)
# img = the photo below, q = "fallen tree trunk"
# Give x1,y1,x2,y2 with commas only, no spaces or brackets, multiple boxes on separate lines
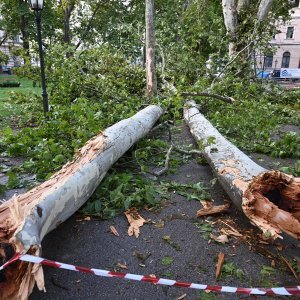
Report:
0,105,163,299
184,100,300,240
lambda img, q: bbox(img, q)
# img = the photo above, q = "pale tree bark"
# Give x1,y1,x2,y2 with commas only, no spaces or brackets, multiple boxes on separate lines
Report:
0,105,163,300
184,100,300,240
222,0,274,58
237,0,250,14
145,0,158,97
222,0,237,58
257,0,274,21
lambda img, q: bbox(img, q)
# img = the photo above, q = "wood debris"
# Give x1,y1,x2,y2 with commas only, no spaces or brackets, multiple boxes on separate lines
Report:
210,234,229,244
116,263,128,270
197,201,231,217
280,256,299,280
124,207,146,238
109,226,119,237
216,252,225,279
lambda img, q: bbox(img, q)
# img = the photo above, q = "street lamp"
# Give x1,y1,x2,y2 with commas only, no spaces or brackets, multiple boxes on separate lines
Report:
29,0,49,116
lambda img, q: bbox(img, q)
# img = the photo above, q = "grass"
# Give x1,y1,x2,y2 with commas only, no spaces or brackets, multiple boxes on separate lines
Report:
0,75,41,126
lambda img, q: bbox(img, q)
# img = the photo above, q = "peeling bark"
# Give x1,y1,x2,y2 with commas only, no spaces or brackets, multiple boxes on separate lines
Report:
145,0,158,97
0,105,163,299
222,0,238,57
184,100,300,240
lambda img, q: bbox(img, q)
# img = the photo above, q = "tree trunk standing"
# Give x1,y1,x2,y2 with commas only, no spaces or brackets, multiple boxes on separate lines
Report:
63,8,72,45
19,14,30,63
184,100,300,240
222,0,237,58
145,0,157,97
221,0,274,58
58,0,76,45
0,105,163,300
257,0,274,21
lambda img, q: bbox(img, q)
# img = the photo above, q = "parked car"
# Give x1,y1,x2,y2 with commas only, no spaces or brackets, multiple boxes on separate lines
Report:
1,66,12,75
256,70,270,79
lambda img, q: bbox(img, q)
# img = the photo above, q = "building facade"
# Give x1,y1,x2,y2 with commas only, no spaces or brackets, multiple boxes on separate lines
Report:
262,3,300,71
0,30,23,70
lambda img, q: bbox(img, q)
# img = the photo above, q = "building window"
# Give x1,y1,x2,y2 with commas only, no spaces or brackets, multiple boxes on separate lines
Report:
13,35,20,43
286,27,294,39
264,55,273,68
282,52,291,68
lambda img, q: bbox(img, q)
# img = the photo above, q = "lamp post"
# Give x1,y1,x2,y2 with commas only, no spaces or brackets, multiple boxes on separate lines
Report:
29,0,49,116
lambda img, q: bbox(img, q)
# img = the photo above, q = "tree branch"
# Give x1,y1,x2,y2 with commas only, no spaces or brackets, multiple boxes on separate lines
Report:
181,92,234,104
257,0,274,21
75,1,103,50
152,145,174,176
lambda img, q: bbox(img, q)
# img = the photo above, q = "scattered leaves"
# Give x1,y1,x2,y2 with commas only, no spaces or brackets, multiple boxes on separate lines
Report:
124,207,146,238
161,256,174,266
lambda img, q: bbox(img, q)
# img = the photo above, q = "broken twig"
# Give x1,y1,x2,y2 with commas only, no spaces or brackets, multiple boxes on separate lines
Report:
152,145,174,176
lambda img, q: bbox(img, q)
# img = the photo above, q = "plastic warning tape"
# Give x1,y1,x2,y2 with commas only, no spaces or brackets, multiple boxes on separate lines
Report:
1,254,299,296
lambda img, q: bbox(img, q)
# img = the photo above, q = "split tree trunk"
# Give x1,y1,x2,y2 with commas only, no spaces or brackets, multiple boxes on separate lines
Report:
0,105,163,300
145,0,158,97
184,100,300,240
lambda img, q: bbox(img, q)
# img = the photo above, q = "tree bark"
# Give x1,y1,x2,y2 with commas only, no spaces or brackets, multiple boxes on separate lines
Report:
222,0,237,58
0,105,163,300
145,0,158,97
184,100,300,240
19,13,30,62
257,0,274,21
237,0,249,14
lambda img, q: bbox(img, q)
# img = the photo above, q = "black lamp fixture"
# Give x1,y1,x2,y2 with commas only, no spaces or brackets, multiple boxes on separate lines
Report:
29,0,44,11
29,0,49,116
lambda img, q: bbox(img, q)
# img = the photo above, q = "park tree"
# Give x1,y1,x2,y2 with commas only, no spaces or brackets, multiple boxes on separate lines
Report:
221,0,293,60
145,0,157,96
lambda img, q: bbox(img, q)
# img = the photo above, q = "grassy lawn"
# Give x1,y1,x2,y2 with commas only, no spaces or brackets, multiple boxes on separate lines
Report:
0,75,41,127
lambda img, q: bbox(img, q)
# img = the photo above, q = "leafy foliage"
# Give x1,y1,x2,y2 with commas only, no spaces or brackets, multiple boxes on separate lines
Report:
81,171,160,219
161,181,211,201
198,78,300,158
0,46,151,180
220,262,244,280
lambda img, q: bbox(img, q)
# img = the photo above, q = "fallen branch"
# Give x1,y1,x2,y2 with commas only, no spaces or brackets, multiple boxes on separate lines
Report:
172,143,203,156
152,145,174,176
184,100,300,240
0,105,163,299
197,201,231,217
181,92,234,104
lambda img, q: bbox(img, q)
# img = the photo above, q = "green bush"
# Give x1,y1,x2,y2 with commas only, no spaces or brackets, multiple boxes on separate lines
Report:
0,81,20,87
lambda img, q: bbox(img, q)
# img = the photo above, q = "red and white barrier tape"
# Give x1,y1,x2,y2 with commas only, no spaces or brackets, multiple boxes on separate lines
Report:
1,254,299,296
